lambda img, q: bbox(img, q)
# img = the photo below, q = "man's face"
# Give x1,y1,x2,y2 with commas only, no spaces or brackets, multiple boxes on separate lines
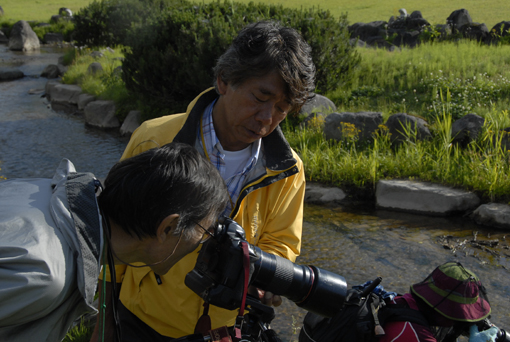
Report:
213,71,292,151
109,215,215,276
146,217,215,276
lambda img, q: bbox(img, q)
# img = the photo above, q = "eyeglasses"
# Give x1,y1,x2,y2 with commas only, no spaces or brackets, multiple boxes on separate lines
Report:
194,220,216,244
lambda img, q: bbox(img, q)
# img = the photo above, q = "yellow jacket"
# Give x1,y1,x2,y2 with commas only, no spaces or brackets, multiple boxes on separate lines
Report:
115,88,305,337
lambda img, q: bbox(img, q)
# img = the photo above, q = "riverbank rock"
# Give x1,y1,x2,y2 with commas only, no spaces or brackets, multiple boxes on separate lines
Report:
84,100,120,129
471,203,510,230
376,180,480,216
305,183,346,204
50,84,82,113
44,33,64,44
300,94,337,117
41,64,61,79
386,113,431,144
324,111,383,142
8,20,40,51
78,94,96,111
44,79,61,100
120,110,141,136
0,68,24,81
451,114,485,146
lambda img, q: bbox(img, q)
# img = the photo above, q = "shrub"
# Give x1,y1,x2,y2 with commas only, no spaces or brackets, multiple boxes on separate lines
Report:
122,0,360,120
31,20,75,42
73,0,185,47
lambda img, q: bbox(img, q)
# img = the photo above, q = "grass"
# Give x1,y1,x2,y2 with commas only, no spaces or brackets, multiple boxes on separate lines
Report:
61,47,136,120
284,107,510,204
327,40,510,122
202,0,510,30
0,0,93,22
1,0,509,29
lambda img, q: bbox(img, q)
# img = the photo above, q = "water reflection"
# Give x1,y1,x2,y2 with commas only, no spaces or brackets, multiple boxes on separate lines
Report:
272,204,510,341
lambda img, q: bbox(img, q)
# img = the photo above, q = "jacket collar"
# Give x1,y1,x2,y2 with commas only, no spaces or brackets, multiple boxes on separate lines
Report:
174,89,296,171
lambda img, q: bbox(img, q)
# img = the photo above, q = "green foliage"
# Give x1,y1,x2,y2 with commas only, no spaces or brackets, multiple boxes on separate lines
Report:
62,319,93,342
73,0,187,47
31,20,75,42
284,109,510,203
122,0,360,119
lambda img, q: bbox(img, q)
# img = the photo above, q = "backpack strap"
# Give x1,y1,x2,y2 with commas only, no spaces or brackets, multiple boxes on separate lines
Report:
378,304,430,329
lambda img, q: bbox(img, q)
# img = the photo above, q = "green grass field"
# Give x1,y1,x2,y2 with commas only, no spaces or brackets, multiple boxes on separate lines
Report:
0,0,92,22
2,0,509,28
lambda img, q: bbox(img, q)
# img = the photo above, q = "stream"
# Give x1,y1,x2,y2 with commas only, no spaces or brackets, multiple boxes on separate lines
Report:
1,45,509,342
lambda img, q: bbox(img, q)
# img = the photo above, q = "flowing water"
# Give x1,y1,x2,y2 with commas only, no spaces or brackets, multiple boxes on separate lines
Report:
1,45,509,341
272,204,510,341
0,45,127,180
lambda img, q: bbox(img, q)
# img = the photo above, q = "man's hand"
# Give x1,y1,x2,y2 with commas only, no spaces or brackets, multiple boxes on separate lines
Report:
248,286,282,307
469,324,499,342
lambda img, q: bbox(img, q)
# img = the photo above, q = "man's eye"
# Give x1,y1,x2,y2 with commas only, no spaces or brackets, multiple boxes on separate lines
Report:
253,94,267,102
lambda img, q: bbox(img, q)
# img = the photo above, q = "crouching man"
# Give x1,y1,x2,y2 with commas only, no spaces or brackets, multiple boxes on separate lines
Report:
0,142,228,341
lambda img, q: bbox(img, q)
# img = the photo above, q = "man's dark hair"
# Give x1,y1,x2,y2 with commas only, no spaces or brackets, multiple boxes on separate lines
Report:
214,20,316,112
98,142,229,239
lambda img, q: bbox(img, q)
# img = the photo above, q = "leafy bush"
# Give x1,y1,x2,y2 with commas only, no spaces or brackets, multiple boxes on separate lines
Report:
31,20,75,42
73,0,185,47
122,0,360,120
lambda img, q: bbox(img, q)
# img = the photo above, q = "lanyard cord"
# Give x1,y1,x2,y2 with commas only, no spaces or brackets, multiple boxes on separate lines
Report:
100,212,122,342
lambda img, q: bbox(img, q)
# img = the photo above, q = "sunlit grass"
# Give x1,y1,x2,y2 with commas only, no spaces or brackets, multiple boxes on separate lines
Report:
0,0,93,22
285,108,510,204
328,41,510,121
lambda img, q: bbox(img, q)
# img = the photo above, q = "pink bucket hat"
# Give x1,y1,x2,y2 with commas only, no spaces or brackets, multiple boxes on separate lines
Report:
411,262,491,322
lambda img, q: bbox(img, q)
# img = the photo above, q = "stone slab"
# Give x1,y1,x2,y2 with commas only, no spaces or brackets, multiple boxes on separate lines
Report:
376,180,480,216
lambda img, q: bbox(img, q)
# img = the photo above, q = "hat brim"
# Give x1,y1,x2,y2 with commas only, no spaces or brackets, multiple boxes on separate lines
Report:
411,282,491,322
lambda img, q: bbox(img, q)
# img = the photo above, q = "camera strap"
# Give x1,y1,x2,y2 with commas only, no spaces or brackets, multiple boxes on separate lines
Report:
193,242,251,342
233,241,251,341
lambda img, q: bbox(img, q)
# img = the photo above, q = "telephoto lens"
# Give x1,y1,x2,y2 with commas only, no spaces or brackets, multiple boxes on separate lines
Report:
185,218,347,317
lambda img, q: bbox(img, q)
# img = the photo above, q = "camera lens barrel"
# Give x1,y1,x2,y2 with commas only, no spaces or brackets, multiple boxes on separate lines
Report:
251,247,347,317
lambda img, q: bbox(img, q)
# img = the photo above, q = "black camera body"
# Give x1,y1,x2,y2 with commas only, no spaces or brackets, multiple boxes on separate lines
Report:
185,217,348,318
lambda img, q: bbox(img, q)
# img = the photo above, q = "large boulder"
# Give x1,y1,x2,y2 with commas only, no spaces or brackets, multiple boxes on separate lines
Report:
8,20,40,51
349,21,388,42
50,84,82,113
447,9,473,33
44,32,64,44
490,21,510,37
324,111,383,142
87,62,103,75
300,94,337,117
78,93,96,111
376,180,480,216
59,7,73,17
120,110,142,136
451,113,485,146
84,101,120,129
40,64,61,79
0,68,24,81
385,113,431,144
305,183,346,204
44,79,62,100
471,203,510,230
461,22,489,42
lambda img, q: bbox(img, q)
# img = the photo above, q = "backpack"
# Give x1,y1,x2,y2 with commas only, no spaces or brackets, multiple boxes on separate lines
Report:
299,279,430,342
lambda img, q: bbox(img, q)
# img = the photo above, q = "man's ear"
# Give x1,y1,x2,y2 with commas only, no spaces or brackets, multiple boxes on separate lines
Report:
156,214,179,243
216,74,228,95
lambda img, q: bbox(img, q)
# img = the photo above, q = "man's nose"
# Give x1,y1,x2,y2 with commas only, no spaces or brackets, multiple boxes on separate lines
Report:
256,103,273,125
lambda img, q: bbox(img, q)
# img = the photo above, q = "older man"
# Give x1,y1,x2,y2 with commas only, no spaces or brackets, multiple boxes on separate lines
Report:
96,20,316,341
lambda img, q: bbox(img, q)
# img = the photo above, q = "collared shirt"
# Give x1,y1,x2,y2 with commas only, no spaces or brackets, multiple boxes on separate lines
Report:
199,100,262,215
